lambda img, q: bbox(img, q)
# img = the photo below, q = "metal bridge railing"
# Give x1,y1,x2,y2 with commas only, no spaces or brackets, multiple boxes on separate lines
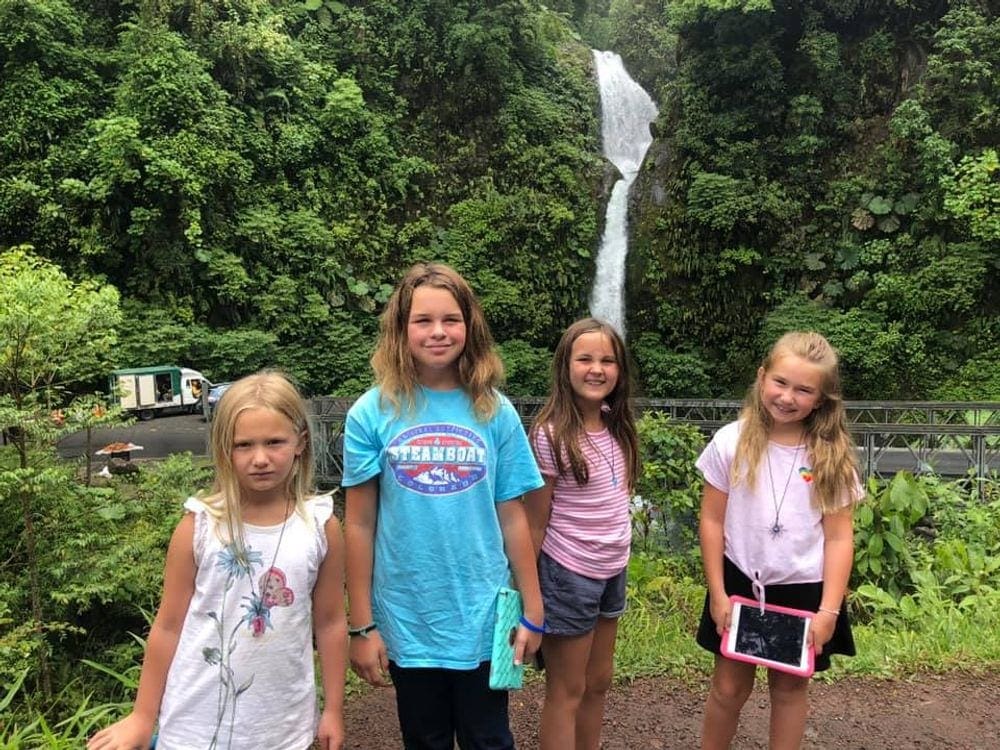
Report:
310,397,1000,488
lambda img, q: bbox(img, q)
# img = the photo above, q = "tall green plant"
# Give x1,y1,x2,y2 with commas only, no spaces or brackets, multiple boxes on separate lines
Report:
0,247,121,697
853,472,930,597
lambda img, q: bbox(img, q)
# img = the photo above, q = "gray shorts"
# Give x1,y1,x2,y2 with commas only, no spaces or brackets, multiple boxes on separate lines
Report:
538,551,627,637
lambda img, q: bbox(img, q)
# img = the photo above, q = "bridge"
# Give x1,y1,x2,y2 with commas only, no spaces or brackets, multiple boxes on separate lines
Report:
310,397,1000,491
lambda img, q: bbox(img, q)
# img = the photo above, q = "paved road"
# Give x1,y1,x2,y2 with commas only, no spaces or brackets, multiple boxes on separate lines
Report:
57,413,209,459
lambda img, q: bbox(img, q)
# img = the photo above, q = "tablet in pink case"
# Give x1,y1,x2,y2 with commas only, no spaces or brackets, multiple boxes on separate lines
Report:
720,595,816,678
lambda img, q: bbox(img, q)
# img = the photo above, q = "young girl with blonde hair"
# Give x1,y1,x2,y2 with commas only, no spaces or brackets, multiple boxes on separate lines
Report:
89,372,346,750
696,331,862,749
525,318,639,750
342,262,544,749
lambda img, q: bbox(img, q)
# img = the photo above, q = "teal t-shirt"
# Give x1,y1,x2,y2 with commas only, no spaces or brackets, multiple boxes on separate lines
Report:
342,386,543,668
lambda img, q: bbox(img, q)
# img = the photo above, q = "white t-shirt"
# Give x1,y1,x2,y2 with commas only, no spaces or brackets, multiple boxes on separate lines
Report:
156,495,333,750
533,425,631,579
696,421,857,588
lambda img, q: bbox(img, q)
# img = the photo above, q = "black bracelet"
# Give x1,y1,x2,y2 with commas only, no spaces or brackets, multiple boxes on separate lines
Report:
348,622,377,638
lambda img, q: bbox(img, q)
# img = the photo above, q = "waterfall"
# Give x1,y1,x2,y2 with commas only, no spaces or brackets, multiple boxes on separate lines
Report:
589,50,658,336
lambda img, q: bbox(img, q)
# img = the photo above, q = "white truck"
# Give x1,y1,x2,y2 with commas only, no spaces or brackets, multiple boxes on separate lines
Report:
110,366,207,420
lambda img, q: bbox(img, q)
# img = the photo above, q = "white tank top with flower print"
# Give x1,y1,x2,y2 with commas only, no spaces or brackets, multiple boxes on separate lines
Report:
156,495,333,750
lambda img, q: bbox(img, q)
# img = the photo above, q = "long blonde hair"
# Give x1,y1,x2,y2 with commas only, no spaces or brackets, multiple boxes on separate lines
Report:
371,262,504,421
531,318,640,491
201,371,315,545
732,331,860,513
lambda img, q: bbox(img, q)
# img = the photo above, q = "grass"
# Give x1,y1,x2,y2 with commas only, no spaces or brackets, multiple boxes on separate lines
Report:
609,553,1000,687
7,496,1000,748
615,566,710,684
0,678,129,750
839,586,1000,677
6,577,1000,748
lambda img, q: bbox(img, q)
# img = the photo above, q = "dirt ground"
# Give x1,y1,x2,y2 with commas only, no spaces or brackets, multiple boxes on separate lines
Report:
342,671,1000,749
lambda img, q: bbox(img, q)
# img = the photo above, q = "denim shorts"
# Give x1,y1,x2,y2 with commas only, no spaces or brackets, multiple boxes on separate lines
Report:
538,551,627,636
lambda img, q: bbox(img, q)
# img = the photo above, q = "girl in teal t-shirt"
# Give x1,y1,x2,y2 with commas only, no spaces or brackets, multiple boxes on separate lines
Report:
342,262,544,749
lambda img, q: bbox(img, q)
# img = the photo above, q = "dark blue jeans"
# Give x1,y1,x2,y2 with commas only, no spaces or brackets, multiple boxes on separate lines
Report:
388,661,515,750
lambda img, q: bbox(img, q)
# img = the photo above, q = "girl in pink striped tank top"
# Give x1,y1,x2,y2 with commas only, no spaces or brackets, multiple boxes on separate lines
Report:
524,318,640,750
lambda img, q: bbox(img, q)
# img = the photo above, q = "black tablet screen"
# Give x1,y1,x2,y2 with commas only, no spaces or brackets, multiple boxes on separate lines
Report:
735,605,806,666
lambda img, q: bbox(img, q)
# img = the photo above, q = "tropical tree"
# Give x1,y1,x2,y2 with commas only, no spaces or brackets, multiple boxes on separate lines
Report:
0,246,121,695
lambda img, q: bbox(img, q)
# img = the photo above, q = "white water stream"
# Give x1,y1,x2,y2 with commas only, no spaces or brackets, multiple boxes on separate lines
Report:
589,50,658,336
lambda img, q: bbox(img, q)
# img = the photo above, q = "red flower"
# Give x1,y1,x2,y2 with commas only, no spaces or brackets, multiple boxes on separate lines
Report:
251,614,267,637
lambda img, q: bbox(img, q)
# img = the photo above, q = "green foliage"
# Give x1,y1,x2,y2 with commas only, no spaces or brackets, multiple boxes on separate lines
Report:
0,245,124,698
924,478,1000,599
632,333,713,398
942,148,1000,242
602,0,677,96
0,247,121,401
5,1,993,401
919,6,1000,146
850,191,920,234
0,249,199,705
668,0,775,26
441,185,597,346
853,473,930,597
850,574,1000,672
932,348,1000,400
0,446,205,718
852,472,1000,622
616,552,707,678
633,412,705,558
1,0,603,396
685,172,754,232
838,474,1000,672
628,0,999,397
496,339,553,397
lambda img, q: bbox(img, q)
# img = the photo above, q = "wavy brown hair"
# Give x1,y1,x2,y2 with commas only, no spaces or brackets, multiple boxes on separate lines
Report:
371,262,503,421
201,371,315,545
530,318,639,492
732,331,860,514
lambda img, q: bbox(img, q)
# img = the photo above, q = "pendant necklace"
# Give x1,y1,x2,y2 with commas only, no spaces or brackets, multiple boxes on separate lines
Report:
247,495,292,619
765,434,802,538
586,428,618,487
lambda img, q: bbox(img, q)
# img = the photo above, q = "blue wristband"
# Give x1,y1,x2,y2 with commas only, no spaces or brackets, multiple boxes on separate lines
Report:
519,615,545,634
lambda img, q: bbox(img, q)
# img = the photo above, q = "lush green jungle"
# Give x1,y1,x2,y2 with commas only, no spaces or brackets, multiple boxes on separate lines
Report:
2,0,1000,744
2,0,998,400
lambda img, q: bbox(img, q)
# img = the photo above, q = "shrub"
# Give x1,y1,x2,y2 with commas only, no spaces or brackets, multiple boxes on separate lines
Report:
852,472,929,597
634,412,705,562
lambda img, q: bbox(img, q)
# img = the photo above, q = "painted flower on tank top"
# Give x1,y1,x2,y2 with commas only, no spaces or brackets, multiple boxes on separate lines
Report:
204,543,294,747
216,543,262,579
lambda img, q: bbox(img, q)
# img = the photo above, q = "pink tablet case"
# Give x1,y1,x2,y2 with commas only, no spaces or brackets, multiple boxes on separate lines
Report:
720,595,816,678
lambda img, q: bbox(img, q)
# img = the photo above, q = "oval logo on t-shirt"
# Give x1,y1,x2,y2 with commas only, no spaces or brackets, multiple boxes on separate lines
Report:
386,424,487,495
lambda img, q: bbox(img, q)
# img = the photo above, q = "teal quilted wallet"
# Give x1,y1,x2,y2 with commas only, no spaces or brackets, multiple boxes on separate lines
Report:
489,587,525,690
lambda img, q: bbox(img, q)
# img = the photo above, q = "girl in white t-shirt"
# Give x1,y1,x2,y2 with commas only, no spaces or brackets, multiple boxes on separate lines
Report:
88,372,347,750
525,318,640,750
697,332,862,749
